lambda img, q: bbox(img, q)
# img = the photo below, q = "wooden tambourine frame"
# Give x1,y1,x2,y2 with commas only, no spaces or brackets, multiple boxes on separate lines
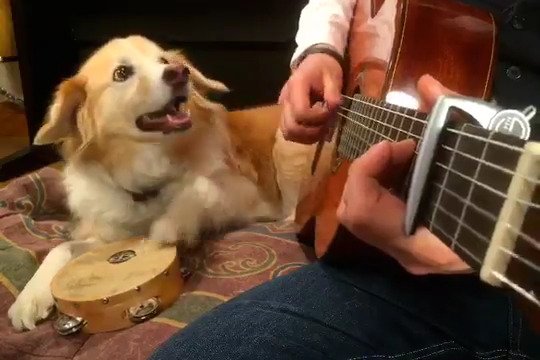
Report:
50,237,184,335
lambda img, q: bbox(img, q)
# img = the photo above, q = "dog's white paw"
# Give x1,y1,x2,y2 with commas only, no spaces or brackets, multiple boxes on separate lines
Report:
150,217,200,249
8,282,55,331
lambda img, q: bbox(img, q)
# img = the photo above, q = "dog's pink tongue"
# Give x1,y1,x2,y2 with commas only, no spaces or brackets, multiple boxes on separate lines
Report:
164,113,192,133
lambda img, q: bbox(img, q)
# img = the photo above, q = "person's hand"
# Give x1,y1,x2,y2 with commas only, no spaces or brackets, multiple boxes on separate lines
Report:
278,53,343,144
336,74,469,275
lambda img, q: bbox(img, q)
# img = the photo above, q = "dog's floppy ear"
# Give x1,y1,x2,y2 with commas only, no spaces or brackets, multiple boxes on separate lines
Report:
34,76,87,146
165,50,229,94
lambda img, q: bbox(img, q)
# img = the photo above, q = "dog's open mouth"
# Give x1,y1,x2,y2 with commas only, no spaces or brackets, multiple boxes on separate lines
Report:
135,96,192,134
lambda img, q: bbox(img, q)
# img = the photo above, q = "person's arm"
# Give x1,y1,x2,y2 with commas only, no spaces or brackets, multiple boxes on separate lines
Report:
290,0,357,68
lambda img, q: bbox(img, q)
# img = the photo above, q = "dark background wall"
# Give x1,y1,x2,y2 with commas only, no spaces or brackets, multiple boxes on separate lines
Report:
3,0,307,179
11,0,308,139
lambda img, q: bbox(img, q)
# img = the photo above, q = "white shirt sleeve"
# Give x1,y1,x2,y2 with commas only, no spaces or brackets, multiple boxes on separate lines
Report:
290,0,357,67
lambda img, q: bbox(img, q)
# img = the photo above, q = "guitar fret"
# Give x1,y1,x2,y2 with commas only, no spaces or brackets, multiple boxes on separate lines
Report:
425,212,484,266
347,97,357,156
343,126,358,158
340,119,380,158
357,98,368,153
374,99,386,145
337,100,352,159
388,104,399,141
411,109,424,149
344,103,423,141
504,148,540,300
365,97,376,148
338,94,532,256
343,101,354,158
372,99,384,145
452,130,491,250
407,108,416,138
387,104,395,141
356,95,366,155
401,108,422,196
429,130,463,234
419,121,527,266
336,95,529,263
428,197,491,246
394,108,403,142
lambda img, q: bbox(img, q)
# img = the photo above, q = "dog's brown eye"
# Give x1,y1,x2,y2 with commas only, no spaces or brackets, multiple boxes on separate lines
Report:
159,57,169,65
113,65,134,82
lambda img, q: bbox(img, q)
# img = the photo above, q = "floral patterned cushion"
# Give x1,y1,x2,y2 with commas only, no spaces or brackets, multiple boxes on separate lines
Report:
0,167,315,360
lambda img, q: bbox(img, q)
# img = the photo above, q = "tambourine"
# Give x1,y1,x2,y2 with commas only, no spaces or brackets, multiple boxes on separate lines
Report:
50,237,184,335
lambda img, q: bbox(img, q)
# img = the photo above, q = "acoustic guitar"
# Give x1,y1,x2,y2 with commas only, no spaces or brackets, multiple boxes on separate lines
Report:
294,0,539,325
50,237,184,335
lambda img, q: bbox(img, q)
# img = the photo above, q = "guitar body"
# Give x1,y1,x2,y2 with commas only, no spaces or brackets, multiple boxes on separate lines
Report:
296,0,497,262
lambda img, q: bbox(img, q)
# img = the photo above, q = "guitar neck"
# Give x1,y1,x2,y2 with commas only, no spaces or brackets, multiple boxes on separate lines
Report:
337,94,540,305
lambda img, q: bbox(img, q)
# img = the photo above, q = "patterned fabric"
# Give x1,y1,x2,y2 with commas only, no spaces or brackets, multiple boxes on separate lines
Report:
0,167,315,360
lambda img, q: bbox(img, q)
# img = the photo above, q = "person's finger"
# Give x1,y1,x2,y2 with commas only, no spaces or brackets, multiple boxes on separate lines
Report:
278,82,289,105
348,139,415,182
338,140,415,242
322,73,343,112
280,101,326,144
417,74,458,112
388,139,416,169
295,102,334,128
280,120,325,144
338,172,406,244
382,139,416,189
288,76,330,127
288,75,314,115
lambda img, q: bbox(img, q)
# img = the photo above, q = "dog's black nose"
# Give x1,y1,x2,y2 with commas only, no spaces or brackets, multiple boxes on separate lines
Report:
162,65,189,86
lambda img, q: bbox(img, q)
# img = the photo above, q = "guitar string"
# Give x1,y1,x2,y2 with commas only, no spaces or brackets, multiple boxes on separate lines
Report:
339,120,538,250
491,271,540,307
336,102,539,296
337,112,540,209
498,246,540,273
424,215,483,265
424,194,539,273
341,94,528,154
342,94,526,153
430,182,539,252
428,215,540,301
342,105,539,184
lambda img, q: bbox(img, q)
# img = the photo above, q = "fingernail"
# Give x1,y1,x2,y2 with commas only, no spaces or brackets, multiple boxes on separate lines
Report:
427,76,445,94
371,140,389,150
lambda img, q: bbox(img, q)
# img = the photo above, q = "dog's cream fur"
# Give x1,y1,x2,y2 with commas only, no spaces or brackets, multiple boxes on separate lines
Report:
8,35,315,331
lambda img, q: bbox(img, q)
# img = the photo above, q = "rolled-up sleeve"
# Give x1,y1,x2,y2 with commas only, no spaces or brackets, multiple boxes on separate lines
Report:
291,0,357,67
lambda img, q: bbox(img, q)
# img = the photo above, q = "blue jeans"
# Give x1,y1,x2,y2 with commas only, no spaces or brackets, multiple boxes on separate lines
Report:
149,255,540,359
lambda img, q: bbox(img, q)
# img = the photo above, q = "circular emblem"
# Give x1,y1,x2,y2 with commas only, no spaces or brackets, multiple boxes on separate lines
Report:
488,109,532,140
108,249,136,264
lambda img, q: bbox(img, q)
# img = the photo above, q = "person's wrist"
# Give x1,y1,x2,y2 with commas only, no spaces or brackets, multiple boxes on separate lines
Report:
291,43,344,72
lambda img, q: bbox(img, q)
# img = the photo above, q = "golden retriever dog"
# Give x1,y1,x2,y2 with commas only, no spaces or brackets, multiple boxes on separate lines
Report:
8,35,316,331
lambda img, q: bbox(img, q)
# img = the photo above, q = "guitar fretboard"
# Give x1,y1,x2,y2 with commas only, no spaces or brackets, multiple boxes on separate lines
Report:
336,94,537,290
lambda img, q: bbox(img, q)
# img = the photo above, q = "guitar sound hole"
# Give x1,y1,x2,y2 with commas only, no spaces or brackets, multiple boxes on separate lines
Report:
108,250,137,264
